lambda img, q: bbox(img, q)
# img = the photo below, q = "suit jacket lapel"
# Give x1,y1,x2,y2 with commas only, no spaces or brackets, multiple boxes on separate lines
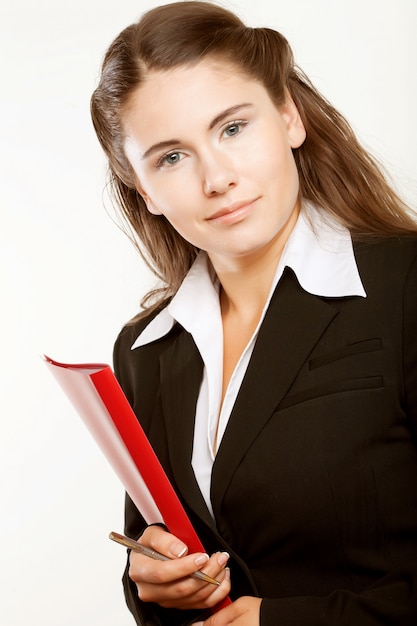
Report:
211,269,338,512
158,270,338,527
159,330,216,529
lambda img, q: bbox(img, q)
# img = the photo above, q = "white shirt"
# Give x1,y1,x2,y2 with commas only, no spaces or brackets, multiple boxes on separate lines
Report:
131,204,367,515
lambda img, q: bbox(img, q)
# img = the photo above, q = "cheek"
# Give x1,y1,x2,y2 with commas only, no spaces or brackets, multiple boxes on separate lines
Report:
160,216,202,250
250,128,295,173
145,165,198,203
149,195,196,233
265,153,301,213
139,181,183,218
259,144,299,190
148,179,204,225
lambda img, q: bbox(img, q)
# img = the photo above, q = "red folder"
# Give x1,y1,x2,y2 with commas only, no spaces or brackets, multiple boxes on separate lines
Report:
44,356,230,610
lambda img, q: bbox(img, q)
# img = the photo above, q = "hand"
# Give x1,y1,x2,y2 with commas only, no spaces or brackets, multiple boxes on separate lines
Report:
192,596,262,625
129,525,231,610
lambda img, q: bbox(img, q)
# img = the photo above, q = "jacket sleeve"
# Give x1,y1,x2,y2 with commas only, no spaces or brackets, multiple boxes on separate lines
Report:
260,569,417,626
403,248,417,439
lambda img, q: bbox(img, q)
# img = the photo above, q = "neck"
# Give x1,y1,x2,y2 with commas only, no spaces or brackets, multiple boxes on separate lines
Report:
210,207,299,322
218,253,278,323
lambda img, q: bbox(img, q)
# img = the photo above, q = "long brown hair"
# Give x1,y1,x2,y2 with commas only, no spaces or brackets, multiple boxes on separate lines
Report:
91,1,416,314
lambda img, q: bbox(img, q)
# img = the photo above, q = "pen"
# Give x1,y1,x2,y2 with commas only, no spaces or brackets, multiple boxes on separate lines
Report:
109,531,221,586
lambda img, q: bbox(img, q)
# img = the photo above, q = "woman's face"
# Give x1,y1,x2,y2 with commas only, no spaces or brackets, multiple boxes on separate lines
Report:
123,58,306,269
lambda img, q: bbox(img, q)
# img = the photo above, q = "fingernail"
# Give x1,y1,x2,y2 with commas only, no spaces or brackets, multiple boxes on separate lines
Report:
217,551,230,567
225,567,230,580
192,622,204,626
171,542,187,558
194,552,209,566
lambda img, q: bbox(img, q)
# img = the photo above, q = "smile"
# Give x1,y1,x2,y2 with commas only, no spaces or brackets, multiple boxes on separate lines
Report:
207,198,259,225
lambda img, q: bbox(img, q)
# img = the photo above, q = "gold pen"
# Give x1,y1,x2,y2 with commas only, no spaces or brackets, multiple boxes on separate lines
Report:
109,531,220,586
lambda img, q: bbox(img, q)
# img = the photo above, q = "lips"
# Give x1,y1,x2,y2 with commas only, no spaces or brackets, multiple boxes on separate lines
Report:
207,198,259,222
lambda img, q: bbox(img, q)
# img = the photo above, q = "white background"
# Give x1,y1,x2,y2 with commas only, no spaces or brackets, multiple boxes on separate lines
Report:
1,0,416,624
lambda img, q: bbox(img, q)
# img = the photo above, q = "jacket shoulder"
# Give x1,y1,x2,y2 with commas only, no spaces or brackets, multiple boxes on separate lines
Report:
114,308,160,356
353,235,417,286
113,305,184,413
353,233,417,256
113,308,165,403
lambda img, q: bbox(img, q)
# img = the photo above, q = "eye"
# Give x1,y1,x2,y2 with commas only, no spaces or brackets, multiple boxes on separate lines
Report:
157,151,184,168
223,120,246,138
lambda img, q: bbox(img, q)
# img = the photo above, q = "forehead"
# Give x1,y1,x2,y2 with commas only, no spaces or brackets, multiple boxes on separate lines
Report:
122,59,267,135
133,57,253,98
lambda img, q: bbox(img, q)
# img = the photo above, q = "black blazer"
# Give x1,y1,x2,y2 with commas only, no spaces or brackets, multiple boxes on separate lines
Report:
114,236,417,626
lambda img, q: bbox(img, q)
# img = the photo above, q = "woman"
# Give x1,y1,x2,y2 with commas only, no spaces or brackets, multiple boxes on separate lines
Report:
90,2,417,625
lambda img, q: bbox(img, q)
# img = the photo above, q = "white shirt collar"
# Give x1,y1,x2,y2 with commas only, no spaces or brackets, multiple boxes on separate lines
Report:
283,203,366,298
131,203,366,350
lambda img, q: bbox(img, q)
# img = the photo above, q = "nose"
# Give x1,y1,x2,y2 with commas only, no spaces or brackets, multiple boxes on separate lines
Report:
202,150,237,196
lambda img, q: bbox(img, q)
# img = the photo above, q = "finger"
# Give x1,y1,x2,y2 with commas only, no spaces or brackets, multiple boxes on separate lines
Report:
191,598,235,625
140,525,188,558
194,566,231,609
161,560,231,610
129,548,211,584
200,551,230,577
139,566,231,609
129,553,230,609
192,596,262,625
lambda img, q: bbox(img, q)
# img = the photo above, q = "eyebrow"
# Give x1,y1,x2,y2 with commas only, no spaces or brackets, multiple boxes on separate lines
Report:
208,102,253,130
141,103,254,160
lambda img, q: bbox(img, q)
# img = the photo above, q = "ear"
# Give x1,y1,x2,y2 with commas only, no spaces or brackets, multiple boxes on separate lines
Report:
136,184,163,216
143,196,163,216
280,91,306,149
